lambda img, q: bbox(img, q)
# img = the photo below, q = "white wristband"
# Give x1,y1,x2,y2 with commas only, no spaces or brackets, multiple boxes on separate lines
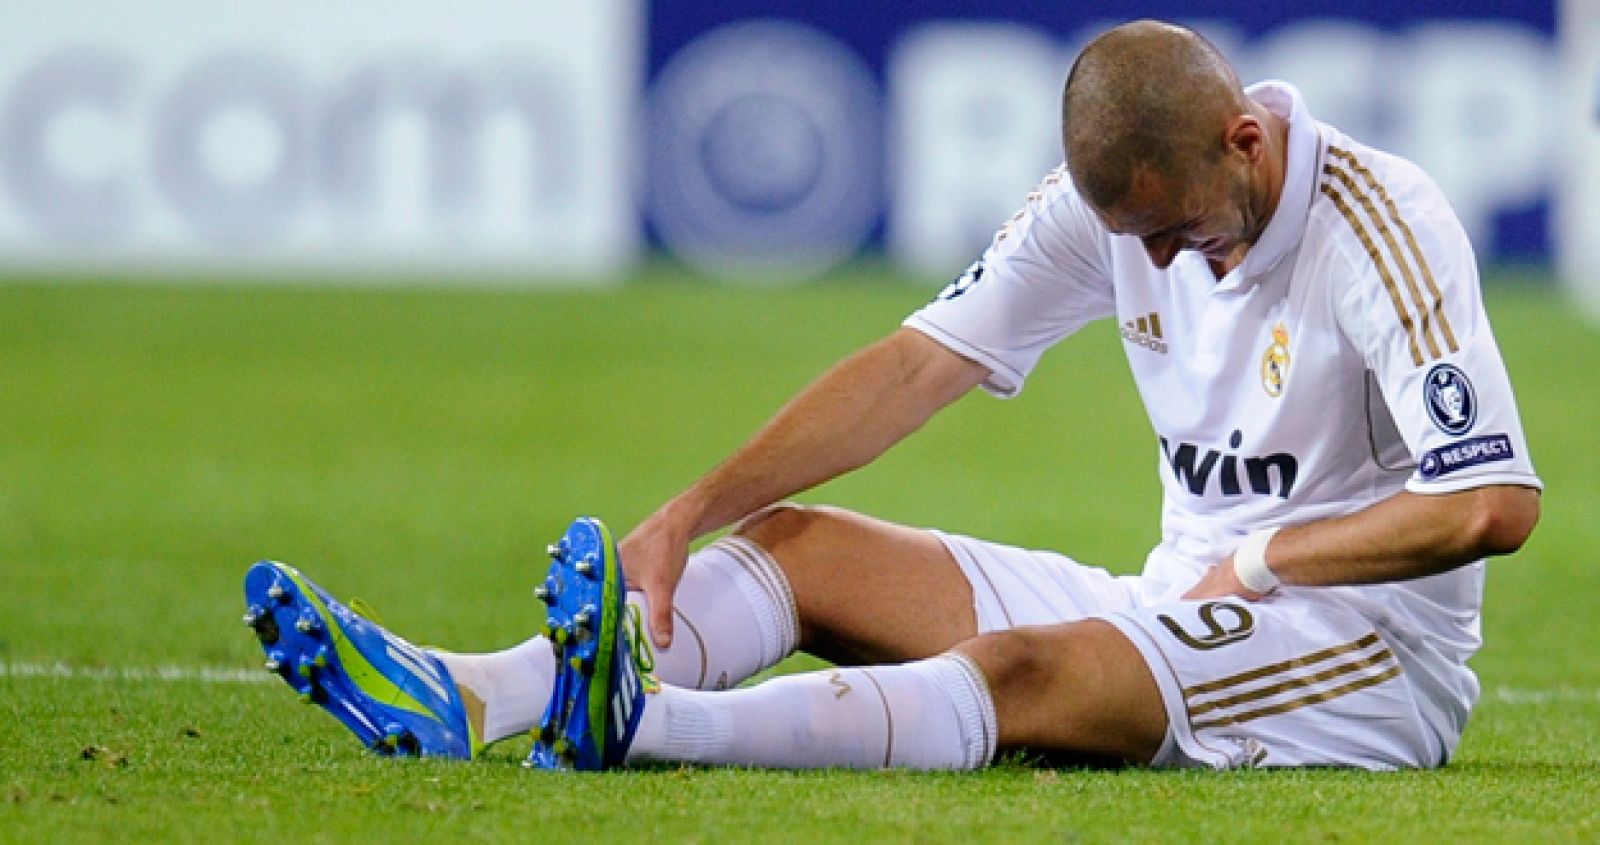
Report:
1232,527,1282,594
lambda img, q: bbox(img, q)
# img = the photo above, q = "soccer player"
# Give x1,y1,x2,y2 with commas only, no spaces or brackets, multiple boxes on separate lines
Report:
244,20,1541,771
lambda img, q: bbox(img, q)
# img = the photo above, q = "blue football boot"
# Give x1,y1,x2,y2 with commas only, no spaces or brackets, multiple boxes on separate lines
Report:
526,516,655,771
242,561,480,758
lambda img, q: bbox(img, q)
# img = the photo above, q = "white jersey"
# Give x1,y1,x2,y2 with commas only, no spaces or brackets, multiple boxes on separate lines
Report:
904,81,1542,738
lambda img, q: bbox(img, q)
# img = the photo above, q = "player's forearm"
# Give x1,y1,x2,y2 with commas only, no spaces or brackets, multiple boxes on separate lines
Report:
667,328,986,541
1264,485,1540,588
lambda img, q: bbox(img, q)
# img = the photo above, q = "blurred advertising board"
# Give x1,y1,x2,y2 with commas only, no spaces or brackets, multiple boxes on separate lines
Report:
0,0,638,281
1558,0,1600,318
1,1,1578,288
643,1,1560,280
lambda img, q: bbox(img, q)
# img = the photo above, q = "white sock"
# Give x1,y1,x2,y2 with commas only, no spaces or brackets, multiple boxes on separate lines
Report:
432,638,554,744
433,535,799,745
625,653,998,770
639,535,800,691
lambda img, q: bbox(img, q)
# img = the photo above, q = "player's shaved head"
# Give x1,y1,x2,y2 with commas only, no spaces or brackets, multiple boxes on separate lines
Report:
1062,20,1248,212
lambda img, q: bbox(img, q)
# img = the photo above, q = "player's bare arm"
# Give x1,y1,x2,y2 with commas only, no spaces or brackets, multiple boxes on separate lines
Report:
1185,484,1541,600
622,326,988,646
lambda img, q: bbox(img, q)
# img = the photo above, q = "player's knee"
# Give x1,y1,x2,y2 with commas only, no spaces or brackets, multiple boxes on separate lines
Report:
732,502,818,544
733,503,852,575
958,622,1119,707
732,503,859,638
957,627,1056,697
959,621,1166,758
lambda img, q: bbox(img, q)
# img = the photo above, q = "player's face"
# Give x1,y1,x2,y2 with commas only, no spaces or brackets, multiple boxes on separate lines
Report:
1097,160,1258,271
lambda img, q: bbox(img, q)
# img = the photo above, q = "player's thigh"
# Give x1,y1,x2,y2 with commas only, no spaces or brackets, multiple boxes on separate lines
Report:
1105,595,1444,770
930,530,1142,631
734,503,976,664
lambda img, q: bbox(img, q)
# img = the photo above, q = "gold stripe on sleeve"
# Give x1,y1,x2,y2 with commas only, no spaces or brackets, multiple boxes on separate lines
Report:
1328,146,1459,356
1324,160,1441,360
1318,181,1425,367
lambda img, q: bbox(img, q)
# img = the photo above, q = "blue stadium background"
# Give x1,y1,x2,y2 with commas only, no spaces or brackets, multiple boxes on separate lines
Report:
642,0,1559,279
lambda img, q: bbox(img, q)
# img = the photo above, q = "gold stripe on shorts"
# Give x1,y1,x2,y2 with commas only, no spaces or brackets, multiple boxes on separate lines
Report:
1191,664,1403,731
963,555,1016,629
1183,632,1381,697
1182,631,1402,731
1321,146,1458,365
1187,644,1397,719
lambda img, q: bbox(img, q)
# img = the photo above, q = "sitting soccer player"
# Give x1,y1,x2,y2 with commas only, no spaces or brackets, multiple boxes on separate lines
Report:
244,19,1540,772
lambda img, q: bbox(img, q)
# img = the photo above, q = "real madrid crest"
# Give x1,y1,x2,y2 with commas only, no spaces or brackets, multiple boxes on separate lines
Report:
1260,322,1291,397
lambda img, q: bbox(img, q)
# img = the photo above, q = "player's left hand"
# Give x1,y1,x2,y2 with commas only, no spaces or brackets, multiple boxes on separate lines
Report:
1181,556,1269,601
618,505,693,650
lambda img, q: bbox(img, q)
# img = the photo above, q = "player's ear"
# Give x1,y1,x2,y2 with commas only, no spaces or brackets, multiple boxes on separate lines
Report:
1222,114,1265,166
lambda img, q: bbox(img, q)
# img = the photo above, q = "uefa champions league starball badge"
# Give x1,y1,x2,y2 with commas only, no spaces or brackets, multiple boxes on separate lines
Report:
1260,322,1291,397
1424,363,1477,434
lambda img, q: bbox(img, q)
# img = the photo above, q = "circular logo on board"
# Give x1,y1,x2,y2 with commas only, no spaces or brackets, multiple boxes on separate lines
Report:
646,21,881,281
1424,364,1476,435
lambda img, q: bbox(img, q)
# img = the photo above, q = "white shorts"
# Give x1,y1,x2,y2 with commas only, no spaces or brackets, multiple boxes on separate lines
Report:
933,531,1449,770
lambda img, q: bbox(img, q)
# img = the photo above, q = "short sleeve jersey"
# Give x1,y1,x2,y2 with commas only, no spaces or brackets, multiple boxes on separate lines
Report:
904,82,1542,732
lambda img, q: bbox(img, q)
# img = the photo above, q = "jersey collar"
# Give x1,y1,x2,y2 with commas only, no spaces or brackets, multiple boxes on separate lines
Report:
1217,81,1320,292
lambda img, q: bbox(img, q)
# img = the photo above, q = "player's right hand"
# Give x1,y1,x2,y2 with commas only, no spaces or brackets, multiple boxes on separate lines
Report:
1180,555,1268,602
618,507,693,650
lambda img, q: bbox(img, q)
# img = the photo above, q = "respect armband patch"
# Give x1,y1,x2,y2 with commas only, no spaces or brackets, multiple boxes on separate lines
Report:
1417,434,1514,480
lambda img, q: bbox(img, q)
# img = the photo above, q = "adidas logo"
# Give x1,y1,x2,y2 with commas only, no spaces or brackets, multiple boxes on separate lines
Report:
612,646,641,735
386,640,450,706
1122,312,1168,354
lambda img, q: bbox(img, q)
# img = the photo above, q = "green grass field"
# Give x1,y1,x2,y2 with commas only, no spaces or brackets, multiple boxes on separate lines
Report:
1,269,1596,842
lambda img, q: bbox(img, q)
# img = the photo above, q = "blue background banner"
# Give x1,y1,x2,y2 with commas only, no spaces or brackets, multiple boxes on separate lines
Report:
644,1,1558,279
